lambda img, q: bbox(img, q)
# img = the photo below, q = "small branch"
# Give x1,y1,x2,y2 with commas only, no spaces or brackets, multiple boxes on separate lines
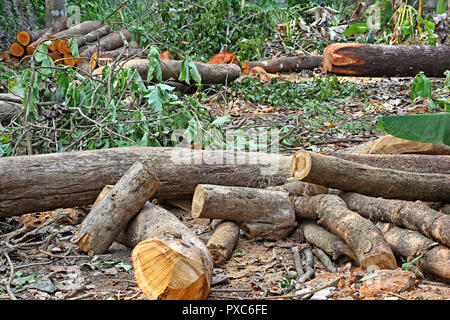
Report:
291,246,304,278
312,247,339,273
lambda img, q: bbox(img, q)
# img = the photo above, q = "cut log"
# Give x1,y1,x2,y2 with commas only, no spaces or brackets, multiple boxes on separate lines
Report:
9,43,25,58
51,20,103,41
206,220,240,266
290,150,450,202
0,52,11,61
267,180,328,197
341,192,450,247
325,152,450,174
71,162,160,255
191,184,296,240
0,147,290,217
47,37,59,51
323,43,450,77
0,101,22,125
244,55,322,74
339,135,450,155
57,39,72,55
294,194,397,271
89,43,141,69
299,219,358,262
79,30,132,60
76,25,112,48
49,51,63,63
117,202,213,300
98,58,242,84
17,29,48,47
28,16,69,51
376,222,450,280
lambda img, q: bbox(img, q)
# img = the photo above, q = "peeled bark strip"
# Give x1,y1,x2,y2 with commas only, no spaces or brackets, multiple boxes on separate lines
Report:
323,43,450,77
0,101,22,125
290,150,450,202
342,192,450,247
107,58,241,84
192,184,296,240
0,147,290,217
245,55,322,73
71,162,160,255
267,180,328,196
206,220,240,266
79,30,132,59
119,202,213,300
294,194,397,271
376,222,450,280
325,152,450,174
299,219,357,262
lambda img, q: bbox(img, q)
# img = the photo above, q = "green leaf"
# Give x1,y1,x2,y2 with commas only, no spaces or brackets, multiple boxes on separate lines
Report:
115,262,133,273
147,46,162,82
402,254,424,271
410,72,432,103
179,56,202,85
344,22,368,35
436,0,448,14
34,44,48,63
233,249,245,257
211,115,231,128
69,38,79,57
377,113,450,145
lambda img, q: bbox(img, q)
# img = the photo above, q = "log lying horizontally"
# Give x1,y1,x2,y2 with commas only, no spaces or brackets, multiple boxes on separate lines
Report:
294,194,397,271
341,192,450,247
244,55,323,73
71,162,160,255
376,222,450,280
0,147,290,217
267,180,328,196
206,220,240,266
97,58,242,84
323,43,450,77
192,184,296,240
27,16,69,55
290,150,450,202
118,202,214,300
325,152,450,174
0,100,22,125
79,29,132,60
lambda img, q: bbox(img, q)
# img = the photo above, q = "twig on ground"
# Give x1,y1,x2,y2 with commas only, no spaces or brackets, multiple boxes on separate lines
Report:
312,247,339,273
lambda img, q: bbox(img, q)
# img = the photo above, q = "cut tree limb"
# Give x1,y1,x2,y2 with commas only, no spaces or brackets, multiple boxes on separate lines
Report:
76,25,112,48
206,220,240,266
27,16,69,53
290,150,450,202
323,43,450,77
267,180,328,196
294,194,397,271
70,162,160,255
325,152,450,174
376,222,449,280
244,55,322,73
9,43,25,58
0,101,22,125
118,202,214,300
341,192,450,247
192,184,296,240
17,29,48,47
79,29,132,59
51,20,103,41
0,147,290,217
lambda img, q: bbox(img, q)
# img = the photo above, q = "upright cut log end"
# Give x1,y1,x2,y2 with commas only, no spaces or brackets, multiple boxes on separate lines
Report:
132,239,210,300
290,150,311,180
191,186,205,218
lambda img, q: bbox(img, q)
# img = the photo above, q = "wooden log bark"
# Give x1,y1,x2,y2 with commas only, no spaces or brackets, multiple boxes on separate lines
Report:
245,55,323,73
192,184,296,240
290,150,450,202
299,219,358,262
325,152,450,174
118,202,214,300
341,192,450,247
28,16,69,53
0,147,290,217
17,29,48,47
339,135,450,155
206,220,240,266
51,20,103,41
76,25,112,48
99,58,242,84
294,194,397,271
376,222,450,280
0,101,22,125
71,162,160,255
267,180,328,196
323,43,450,77
79,30,132,60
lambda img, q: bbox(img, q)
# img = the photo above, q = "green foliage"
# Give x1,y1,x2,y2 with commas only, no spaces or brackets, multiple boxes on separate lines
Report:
410,71,450,111
436,0,449,14
402,254,424,271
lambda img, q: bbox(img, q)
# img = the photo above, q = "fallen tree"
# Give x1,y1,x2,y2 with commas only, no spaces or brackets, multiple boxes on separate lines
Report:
290,150,450,202
117,202,214,300
243,55,322,74
323,43,450,77
294,194,397,271
191,184,296,240
341,192,450,248
0,147,290,217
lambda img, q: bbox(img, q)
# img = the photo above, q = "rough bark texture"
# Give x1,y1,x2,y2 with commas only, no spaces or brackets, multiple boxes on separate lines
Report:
0,147,290,217
192,184,296,240
206,220,240,266
299,219,358,262
45,0,67,28
323,43,450,77
27,16,69,53
325,152,450,174
71,162,160,255
0,100,21,125
294,194,397,271
79,30,132,59
290,150,450,202
377,222,450,280
118,202,214,300
76,25,111,48
103,58,242,84
245,55,322,73
267,180,328,196
342,192,450,247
